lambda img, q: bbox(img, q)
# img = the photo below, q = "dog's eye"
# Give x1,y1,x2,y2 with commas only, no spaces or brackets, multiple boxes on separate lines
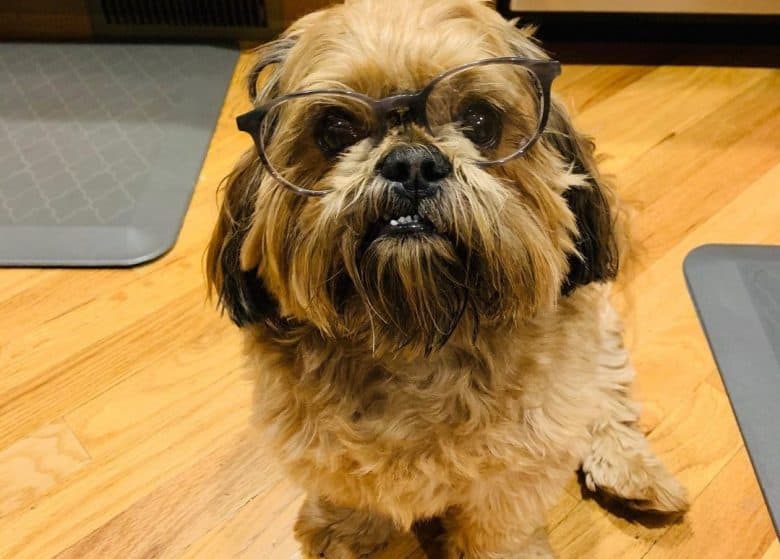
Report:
315,109,366,157
459,101,502,149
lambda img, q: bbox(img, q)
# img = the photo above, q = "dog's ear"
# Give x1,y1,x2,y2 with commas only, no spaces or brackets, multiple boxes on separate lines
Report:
206,151,279,327
206,36,298,327
499,20,619,292
246,36,296,103
546,98,620,294
246,8,327,102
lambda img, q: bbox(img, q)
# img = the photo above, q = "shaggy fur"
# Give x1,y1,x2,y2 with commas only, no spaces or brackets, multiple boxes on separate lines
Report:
207,1,688,557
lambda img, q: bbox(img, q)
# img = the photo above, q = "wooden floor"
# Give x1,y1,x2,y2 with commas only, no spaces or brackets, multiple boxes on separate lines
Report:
1,53,778,559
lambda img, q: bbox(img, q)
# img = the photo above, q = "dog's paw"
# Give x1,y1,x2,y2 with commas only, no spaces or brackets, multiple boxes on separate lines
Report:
582,449,689,514
295,497,392,559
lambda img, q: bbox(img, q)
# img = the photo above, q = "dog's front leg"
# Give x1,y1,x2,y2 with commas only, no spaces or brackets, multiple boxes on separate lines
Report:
294,494,396,559
443,492,555,559
581,304,689,514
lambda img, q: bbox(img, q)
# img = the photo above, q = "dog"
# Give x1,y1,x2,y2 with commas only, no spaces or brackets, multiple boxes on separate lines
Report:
206,0,688,557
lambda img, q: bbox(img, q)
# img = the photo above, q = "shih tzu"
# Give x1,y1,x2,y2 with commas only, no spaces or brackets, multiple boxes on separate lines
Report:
206,0,688,557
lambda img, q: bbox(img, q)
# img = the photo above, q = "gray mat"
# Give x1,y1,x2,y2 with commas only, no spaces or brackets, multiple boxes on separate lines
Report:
685,244,780,536
0,43,237,266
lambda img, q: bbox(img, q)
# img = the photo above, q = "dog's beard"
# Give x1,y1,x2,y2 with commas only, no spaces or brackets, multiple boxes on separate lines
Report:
357,234,469,353
328,175,536,355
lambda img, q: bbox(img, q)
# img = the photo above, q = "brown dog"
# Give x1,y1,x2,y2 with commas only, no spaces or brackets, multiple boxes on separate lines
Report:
207,0,688,556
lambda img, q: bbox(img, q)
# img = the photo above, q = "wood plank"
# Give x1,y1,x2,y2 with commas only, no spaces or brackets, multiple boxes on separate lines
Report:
0,348,251,559
0,268,153,341
54,430,284,559
233,495,306,559
763,539,780,559
573,67,770,174
644,448,775,559
179,479,303,559
553,65,599,91
0,288,224,450
0,421,90,518
556,65,656,112
620,72,780,269
0,269,54,303
61,318,243,458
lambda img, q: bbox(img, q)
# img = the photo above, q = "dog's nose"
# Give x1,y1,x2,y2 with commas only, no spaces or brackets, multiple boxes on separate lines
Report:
378,145,452,199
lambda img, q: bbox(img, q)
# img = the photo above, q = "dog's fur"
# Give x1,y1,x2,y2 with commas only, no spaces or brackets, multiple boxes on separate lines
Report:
206,1,688,556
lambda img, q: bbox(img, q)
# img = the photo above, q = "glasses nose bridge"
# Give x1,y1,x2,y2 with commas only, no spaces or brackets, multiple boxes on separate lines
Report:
375,91,428,131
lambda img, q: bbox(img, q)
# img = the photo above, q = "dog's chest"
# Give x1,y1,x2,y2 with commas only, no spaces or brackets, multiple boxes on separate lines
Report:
321,373,582,523
269,354,593,514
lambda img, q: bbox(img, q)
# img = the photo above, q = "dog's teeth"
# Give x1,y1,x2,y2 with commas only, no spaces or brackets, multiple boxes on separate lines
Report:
388,215,425,227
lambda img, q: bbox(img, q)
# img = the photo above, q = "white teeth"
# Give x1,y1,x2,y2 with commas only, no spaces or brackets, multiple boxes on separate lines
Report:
389,214,423,227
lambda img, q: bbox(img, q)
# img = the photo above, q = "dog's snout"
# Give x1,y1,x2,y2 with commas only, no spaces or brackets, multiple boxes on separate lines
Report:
378,145,451,199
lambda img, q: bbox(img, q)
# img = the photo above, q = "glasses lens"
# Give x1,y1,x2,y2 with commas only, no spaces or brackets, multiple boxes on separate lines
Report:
426,62,543,164
259,93,376,193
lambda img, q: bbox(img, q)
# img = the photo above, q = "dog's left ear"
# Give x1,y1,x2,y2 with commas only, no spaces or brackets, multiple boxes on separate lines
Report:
499,21,620,293
546,98,620,294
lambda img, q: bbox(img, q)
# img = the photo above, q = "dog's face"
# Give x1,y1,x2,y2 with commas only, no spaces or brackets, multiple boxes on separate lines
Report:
208,0,618,357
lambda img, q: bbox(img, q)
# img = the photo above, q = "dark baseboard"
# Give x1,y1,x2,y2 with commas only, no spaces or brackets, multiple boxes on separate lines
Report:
496,4,780,67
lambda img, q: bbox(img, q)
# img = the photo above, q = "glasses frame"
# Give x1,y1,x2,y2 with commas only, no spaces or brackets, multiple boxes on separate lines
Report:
236,56,562,197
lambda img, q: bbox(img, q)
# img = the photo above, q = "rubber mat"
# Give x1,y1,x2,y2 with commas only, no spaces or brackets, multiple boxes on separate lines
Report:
0,43,237,266
685,244,780,535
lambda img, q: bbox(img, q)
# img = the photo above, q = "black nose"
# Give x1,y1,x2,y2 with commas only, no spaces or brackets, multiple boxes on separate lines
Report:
378,145,452,199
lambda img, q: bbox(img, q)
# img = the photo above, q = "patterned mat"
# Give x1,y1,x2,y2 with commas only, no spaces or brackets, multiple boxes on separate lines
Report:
0,43,237,266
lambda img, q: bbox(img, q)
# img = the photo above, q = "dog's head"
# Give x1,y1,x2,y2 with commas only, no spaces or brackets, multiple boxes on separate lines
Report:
207,0,619,356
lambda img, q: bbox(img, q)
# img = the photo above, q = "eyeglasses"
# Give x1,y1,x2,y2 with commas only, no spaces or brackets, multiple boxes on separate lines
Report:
236,57,561,197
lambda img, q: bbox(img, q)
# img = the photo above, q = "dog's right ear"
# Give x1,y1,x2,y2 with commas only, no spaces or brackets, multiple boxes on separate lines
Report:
206,36,298,327
206,151,278,327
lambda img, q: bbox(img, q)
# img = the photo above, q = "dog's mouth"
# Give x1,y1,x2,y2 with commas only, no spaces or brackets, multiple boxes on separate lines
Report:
365,211,437,244
381,212,436,236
